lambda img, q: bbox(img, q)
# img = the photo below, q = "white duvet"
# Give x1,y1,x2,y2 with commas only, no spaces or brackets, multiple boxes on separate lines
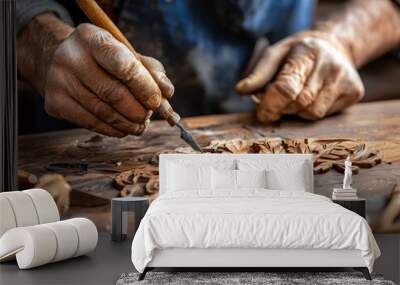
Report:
131,190,380,273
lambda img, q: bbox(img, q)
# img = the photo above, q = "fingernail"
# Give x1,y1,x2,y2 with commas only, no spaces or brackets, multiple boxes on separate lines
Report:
145,111,153,121
136,124,145,135
251,94,261,104
136,120,150,135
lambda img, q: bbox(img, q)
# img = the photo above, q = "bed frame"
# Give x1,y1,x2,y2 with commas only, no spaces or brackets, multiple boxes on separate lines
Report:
140,248,371,280
139,154,371,280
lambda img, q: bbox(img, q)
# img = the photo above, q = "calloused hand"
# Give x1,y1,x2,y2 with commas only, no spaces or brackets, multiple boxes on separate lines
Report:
44,23,174,137
18,14,174,137
236,31,364,123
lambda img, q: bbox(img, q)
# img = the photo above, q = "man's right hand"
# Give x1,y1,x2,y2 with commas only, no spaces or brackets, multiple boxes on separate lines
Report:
18,14,174,137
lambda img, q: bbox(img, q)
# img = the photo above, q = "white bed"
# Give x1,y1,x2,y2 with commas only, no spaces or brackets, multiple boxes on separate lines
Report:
131,154,380,280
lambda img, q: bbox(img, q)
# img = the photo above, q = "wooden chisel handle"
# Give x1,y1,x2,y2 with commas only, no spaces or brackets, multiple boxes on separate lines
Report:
76,0,180,126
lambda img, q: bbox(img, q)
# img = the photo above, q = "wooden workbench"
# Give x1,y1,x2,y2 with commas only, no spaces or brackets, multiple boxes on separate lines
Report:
18,100,400,214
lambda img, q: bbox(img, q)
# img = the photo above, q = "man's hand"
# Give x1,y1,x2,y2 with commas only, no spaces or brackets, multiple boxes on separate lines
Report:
45,23,174,137
236,0,400,123
236,31,364,122
18,14,174,137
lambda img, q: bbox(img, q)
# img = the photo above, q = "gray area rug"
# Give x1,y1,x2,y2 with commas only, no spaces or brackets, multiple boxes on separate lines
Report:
116,272,395,285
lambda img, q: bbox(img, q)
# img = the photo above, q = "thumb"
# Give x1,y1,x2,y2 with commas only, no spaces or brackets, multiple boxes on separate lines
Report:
236,41,290,95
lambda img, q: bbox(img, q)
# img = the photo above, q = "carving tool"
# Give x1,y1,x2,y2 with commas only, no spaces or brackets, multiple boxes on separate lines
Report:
76,0,202,152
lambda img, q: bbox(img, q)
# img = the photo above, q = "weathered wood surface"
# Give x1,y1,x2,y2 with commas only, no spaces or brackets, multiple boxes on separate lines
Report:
18,100,400,215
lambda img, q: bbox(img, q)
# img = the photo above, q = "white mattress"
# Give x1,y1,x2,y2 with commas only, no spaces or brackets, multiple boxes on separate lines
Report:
131,190,380,273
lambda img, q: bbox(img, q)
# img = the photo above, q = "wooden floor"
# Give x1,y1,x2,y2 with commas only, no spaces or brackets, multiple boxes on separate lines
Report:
18,100,400,230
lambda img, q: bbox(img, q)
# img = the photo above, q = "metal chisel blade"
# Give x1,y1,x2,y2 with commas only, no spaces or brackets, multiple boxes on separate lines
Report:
175,122,202,152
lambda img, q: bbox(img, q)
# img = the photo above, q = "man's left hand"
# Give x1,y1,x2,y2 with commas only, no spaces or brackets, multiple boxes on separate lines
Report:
236,31,364,122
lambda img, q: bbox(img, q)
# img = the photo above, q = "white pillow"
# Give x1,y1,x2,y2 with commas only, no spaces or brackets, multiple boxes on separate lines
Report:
212,168,237,190
266,167,307,191
238,158,308,191
168,163,211,191
236,169,267,189
212,169,267,190
208,158,237,170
